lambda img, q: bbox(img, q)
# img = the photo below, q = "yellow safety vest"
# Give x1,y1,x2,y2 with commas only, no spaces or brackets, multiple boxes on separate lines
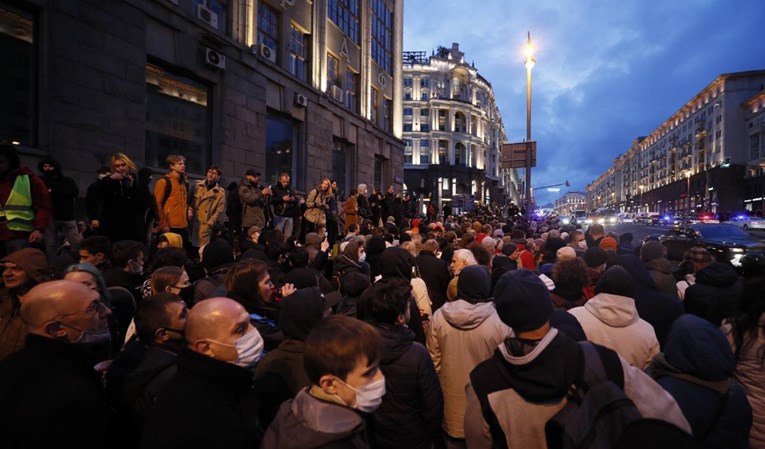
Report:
1,175,34,232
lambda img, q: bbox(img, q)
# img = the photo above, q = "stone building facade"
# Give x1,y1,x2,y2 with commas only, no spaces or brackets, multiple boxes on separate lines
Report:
0,0,404,212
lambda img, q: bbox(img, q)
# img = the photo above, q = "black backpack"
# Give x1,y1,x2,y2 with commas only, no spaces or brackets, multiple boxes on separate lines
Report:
545,342,641,449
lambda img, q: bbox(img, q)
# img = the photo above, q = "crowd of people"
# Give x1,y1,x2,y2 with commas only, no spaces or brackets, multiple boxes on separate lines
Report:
0,142,763,448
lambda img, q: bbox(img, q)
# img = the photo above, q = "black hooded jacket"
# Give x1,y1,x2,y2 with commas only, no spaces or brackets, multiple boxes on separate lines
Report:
38,157,79,220
617,254,685,347
685,262,741,326
371,323,445,449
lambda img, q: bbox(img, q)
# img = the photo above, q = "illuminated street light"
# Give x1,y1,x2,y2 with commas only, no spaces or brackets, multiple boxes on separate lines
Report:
524,32,535,217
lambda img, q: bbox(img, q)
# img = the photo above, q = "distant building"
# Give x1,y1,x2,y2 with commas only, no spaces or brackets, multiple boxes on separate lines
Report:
587,70,765,216
401,43,519,215
554,191,586,216
744,90,765,214
0,0,404,206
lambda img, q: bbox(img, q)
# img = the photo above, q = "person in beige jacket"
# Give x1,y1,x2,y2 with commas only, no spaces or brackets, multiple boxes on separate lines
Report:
427,265,511,446
568,265,660,369
191,166,225,246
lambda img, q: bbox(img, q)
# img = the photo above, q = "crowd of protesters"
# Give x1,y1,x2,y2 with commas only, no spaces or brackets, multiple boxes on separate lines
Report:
0,142,764,448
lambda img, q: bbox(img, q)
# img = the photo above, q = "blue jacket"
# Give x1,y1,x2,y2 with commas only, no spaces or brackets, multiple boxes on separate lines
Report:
653,314,752,448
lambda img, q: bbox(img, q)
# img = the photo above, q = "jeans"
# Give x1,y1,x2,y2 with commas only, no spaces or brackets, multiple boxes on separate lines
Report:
272,216,294,242
44,220,82,263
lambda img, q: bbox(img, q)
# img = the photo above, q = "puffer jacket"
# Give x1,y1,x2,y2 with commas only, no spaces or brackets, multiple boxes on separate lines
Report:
651,314,751,449
724,314,765,449
427,300,511,438
372,324,444,449
685,262,741,326
569,292,660,369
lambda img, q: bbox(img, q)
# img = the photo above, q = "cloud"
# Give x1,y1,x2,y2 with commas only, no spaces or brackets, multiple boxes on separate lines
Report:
404,0,765,207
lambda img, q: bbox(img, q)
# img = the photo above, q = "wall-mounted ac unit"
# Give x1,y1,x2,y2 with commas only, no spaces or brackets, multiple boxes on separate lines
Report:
196,4,219,28
204,47,225,70
330,85,344,103
259,44,276,63
294,93,308,107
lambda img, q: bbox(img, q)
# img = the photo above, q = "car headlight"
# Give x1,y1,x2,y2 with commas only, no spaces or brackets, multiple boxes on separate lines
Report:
730,248,745,253
609,217,616,224
562,218,570,225
597,218,605,225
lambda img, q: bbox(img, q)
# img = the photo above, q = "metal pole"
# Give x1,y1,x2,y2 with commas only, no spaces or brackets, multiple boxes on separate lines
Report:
525,45,533,217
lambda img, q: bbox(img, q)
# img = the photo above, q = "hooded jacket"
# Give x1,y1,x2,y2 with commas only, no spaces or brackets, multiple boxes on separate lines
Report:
427,299,510,438
262,387,369,449
617,254,685,347
371,323,444,449
464,329,692,449
685,262,741,326
569,292,660,369
650,315,751,448
37,157,79,221
643,257,679,297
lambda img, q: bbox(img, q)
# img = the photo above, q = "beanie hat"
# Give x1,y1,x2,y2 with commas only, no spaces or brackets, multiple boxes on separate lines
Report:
494,270,554,333
640,241,665,262
457,265,492,303
201,238,234,272
583,247,608,268
304,232,323,249
599,236,618,251
0,248,52,284
594,265,634,298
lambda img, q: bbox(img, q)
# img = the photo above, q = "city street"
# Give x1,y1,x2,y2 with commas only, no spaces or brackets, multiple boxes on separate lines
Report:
585,222,765,246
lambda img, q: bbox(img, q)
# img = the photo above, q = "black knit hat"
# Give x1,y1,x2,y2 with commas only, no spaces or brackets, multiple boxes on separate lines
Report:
594,265,634,298
494,270,553,333
457,265,492,303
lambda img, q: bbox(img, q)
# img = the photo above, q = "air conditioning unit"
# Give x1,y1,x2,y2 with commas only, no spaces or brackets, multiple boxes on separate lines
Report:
330,85,345,103
294,93,308,108
196,4,219,28
204,48,225,69
259,44,276,63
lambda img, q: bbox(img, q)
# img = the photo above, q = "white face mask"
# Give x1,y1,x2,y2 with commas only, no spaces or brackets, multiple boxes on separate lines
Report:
358,251,367,263
335,376,386,413
209,327,264,369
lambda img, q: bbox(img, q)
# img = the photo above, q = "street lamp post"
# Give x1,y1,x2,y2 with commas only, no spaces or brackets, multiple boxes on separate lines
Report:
524,32,535,217
686,171,692,215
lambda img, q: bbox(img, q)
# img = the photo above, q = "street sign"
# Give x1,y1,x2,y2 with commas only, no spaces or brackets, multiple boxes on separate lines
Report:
500,141,536,168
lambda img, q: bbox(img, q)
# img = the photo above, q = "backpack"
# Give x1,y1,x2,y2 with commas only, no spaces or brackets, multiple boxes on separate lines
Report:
545,342,641,449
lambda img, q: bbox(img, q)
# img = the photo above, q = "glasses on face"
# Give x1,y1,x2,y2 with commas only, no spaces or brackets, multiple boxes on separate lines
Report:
54,299,109,320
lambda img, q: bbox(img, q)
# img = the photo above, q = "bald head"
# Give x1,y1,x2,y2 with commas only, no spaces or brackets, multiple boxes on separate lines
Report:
22,280,99,329
185,297,248,345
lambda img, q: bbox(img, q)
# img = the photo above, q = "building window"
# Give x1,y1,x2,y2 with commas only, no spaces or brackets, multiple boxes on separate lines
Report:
404,139,412,147
438,140,448,163
265,112,299,187
370,0,392,74
404,92,412,101
421,92,429,101
384,98,392,133
403,78,412,87
258,2,279,52
751,133,761,160
0,2,36,147
420,139,430,148
404,146,412,164
328,0,360,44
345,68,359,113
374,155,385,189
420,124,430,132
403,124,412,132
327,53,339,87
420,108,429,117
404,107,413,116
420,151,430,165
370,88,379,124
333,139,355,196
420,78,430,88
288,24,308,81
145,63,211,174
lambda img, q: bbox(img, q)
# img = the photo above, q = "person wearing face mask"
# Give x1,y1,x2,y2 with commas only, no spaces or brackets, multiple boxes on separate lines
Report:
140,297,264,448
263,315,384,449
150,266,195,303
0,281,116,448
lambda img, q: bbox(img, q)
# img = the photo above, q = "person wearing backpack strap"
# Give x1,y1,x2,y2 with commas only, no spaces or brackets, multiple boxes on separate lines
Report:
463,270,691,449
153,155,190,249
648,314,752,449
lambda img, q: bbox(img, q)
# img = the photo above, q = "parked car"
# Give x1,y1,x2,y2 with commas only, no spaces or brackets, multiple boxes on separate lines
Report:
686,212,719,224
660,223,765,267
729,215,765,230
